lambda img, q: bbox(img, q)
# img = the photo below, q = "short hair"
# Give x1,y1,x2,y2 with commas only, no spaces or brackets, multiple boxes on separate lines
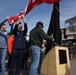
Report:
36,21,44,27
2,23,6,25
0,23,6,28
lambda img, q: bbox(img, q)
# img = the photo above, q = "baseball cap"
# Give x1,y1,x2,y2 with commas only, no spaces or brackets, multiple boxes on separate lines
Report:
36,21,44,28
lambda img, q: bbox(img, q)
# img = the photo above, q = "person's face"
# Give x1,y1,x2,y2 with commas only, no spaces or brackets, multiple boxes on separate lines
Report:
1,24,6,30
38,24,44,28
18,24,23,30
43,40,47,45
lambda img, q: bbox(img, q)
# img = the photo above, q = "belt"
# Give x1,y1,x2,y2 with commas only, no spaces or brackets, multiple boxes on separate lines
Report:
32,44,40,47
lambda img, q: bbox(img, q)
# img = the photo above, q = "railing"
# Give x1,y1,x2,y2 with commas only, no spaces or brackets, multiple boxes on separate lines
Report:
66,25,76,35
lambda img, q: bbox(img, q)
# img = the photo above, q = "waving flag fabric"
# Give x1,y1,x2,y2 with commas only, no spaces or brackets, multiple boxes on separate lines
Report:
25,0,60,14
7,0,60,25
7,11,24,25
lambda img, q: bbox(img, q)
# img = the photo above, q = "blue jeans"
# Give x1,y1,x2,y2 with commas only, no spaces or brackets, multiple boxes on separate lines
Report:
29,46,40,75
0,48,7,75
8,48,25,75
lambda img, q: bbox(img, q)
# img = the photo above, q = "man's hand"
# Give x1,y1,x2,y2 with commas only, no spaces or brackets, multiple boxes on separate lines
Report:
21,14,26,23
6,17,10,20
52,38,54,42
21,14,25,18
18,16,22,19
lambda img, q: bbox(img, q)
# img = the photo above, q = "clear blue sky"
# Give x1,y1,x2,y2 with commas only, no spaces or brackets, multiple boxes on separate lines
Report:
0,0,76,34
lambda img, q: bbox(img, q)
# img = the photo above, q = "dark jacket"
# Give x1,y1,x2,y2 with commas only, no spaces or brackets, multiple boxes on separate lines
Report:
29,27,52,47
13,23,28,49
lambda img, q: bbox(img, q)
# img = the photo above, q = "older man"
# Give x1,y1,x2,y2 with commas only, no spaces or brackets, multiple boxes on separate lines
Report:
29,21,54,75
